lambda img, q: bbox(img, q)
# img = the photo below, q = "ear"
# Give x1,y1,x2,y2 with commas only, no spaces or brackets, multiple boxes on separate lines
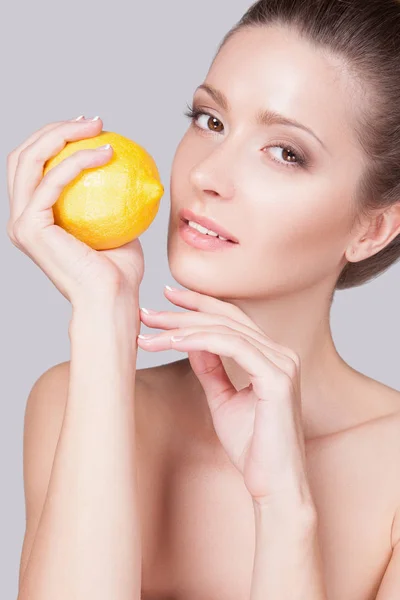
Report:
345,202,400,263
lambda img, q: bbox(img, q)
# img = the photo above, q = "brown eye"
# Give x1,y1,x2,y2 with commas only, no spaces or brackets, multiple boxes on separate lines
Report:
195,111,224,133
183,105,225,134
206,115,224,133
281,148,296,162
266,142,308,169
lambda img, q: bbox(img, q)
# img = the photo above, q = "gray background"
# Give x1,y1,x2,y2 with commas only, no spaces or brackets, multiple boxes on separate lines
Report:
1,0,399,596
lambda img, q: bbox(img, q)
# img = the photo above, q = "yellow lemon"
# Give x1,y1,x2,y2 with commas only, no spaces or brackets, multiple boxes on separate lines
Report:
43,131,164,250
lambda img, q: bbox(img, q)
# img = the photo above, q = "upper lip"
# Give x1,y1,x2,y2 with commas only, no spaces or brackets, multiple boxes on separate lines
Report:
179,208,239,243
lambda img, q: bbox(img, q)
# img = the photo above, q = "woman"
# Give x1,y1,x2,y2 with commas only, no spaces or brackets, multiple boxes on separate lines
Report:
7,0,400,599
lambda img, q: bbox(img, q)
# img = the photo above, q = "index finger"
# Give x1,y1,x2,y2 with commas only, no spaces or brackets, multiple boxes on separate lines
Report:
7,116,83,200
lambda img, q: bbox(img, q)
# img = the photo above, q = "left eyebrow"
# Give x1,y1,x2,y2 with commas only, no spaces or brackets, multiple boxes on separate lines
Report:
195,83,329,153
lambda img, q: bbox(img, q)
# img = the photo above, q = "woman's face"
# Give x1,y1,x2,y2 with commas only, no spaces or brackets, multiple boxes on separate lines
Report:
167,26,366,300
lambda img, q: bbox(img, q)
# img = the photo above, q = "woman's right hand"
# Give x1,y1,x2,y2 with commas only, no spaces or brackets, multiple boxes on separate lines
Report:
6,117,145,308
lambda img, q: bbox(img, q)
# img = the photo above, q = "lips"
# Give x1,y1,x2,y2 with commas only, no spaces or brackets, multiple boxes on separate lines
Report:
179,208,239,243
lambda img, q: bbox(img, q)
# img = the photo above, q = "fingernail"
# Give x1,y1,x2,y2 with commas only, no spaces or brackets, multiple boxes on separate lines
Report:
97,144,111,150
165,285,179,292
73,115,85,121
85,116,100,121
138,334,156,340
140,307,158,314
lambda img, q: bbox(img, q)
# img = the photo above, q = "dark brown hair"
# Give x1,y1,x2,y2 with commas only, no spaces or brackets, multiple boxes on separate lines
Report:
214,0,400,290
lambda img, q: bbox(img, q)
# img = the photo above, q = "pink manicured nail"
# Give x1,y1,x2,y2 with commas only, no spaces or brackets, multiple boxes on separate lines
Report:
165,285,179,291
171,335,185,342
140,307,158,315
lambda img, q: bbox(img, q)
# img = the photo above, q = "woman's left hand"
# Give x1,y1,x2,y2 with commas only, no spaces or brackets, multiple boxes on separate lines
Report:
137,286,315,512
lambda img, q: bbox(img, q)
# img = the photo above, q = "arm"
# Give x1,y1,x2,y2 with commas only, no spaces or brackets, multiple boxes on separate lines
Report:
250,501,328,600
250,501,400,600
17,294,142,600
17,360,71,590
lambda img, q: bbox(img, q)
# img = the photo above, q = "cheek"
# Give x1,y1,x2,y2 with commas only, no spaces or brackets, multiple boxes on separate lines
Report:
243,185,352,285
266,193,346,246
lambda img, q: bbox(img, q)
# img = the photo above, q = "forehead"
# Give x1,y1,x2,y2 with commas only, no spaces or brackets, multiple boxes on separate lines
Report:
202,26,360,155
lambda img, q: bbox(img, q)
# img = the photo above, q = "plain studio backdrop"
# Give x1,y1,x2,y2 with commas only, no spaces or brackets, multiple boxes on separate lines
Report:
1,0,400,596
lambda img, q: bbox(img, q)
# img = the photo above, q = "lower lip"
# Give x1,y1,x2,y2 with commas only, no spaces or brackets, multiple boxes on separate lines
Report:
179,219,238,251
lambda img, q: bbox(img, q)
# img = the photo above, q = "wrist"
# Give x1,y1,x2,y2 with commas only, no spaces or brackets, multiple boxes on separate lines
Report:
253,498,318,538
69,294,140,340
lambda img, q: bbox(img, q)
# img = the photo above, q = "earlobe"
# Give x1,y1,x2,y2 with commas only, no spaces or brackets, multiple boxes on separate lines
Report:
344,228,369,263
345,240,367,263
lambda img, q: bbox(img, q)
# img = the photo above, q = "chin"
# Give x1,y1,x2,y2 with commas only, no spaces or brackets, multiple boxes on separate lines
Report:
166,257,236,301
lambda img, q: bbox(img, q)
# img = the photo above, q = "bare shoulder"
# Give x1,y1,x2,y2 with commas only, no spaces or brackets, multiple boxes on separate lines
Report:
23,361,71,440
24,357,180,442
365,381,400,548
23,356,153,462
26,358,150,410
319,370,400,449
23,358,154,460
351,373,400,433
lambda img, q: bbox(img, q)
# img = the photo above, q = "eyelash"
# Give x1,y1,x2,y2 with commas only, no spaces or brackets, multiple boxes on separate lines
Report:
183,102,310,170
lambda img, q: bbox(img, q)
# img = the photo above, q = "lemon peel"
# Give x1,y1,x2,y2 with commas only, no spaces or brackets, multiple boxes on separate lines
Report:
43,131,164,250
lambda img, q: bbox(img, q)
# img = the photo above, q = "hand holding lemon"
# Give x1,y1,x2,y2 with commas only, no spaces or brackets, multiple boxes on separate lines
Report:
6,116,164,307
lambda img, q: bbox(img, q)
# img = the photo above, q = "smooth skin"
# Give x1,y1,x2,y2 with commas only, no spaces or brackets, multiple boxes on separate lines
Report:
7,117,145,600
8,24,400,600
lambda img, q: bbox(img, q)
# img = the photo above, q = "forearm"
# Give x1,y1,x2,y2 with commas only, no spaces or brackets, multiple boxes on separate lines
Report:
250,502,328,600
18,295,141,600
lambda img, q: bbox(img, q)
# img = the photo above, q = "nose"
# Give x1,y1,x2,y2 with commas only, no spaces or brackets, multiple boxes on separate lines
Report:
189,146,236,200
